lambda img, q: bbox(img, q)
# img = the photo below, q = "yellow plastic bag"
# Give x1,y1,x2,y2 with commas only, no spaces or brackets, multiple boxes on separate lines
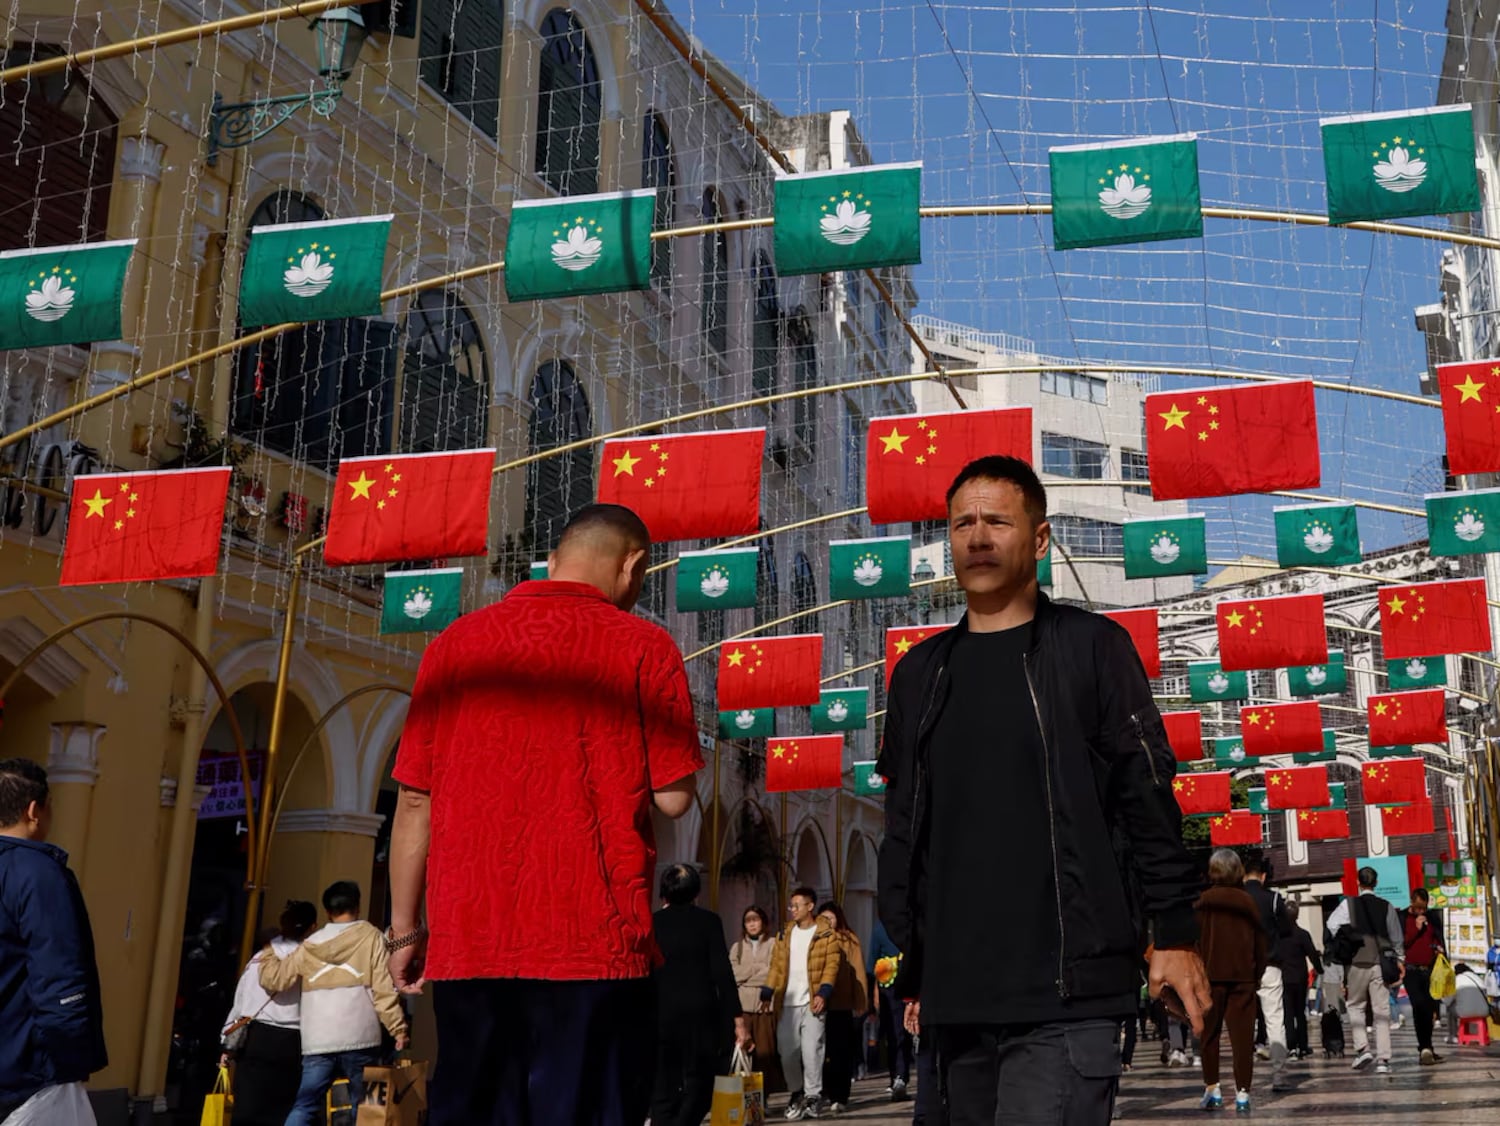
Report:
1430,952,1456,1000
709,1075,747,1126
200,1066,232,1126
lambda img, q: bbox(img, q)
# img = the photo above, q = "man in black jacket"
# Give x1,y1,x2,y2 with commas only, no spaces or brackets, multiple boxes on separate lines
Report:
1274,901,1322,1058
877,456,1209,1125
1243,855,1294,1087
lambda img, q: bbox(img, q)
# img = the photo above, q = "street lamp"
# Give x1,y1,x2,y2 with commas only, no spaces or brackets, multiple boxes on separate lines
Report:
206,8,369,166
912,557,935,623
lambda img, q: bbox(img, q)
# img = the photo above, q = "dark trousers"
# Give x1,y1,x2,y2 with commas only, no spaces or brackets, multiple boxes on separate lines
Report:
822,1009,857,1103
913,1036,946,1126
877,994,912,1083
939,1019,1120,1126
430,977,655,1126
650,1019,724,1126
230,1021,301,1126
1283,977,1310,1056
1405,966,1438,1052
1119,1019,1136,1067
1200,983,1256,1095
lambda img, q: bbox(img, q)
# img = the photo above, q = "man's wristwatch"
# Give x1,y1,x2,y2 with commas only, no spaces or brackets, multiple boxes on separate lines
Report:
384,925,427,953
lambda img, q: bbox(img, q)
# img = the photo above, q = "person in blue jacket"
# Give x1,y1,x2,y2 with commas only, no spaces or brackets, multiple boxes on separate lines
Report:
0,758,107,1124
867,917,913,1102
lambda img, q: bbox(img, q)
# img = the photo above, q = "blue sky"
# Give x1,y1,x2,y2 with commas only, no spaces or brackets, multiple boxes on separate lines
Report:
681,1,1456,556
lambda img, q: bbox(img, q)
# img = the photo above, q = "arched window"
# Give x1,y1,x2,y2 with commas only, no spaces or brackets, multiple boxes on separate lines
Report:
643,112,675,290
0,43,116,250
789,313,818,452
419,0,505,139
525,360,594,552
791,551,817,616
756,544,779,626
701,189,729,354
232,191,396,467
536,9,601,196
751,251,780,404
399,290,489,453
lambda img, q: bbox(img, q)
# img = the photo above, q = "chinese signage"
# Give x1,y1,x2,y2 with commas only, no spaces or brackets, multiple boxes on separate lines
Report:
195,751,263,821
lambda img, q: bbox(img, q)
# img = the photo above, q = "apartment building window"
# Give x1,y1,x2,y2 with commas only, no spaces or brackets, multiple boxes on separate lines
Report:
701,189,729,354
535,8,600,195
790,317,817,451
399,289,489,454
643,112,674,290
1121,448,1151,496
1041,371,1108,405
419,0,503,139
791,552,817,615
751,252,780,401
1041,432,1109,479
1049,514,1123,557
756,546,780,625
525,360,593,552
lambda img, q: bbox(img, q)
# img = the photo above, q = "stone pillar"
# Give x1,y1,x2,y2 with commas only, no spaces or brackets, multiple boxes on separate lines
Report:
44,722,106,878
89,136,163,394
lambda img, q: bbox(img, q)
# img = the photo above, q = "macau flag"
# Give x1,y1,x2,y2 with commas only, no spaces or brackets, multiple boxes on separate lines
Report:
853,761,888,797
676,548,758,612
1387,655,1445,690
1274,502,1360,568
1321,105,1479,225
829,537,911,600
505,190,655,301
1288,651,1346,697
380,568,462,634
1122,514,1207,579
773,162,922,276
0,239,136,349
812,688,869,734
1048,134,1202,250
239,215,391,327
1426,488,1500,557
719,708,774,739
1189,661,1249,704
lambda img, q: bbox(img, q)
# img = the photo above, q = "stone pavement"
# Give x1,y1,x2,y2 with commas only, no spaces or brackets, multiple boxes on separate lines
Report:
802,1023,1500,1123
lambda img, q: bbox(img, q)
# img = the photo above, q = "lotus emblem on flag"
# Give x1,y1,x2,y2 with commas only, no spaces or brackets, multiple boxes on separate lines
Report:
827,700,850,723
1405,658,1428,679
1302,522,1335,554
1098,172,1152,220
700,567,731,599
868,773,887,790
1229,744,1246,762
1208,672,1230,695
1454,511,1486,542
284,251,335,297
852,557,884,587
24,273,75,322
551,224,604,271
402,589,433,620
1373,144,1428,194
734,710,757,731
820,198,873,246
1149,533,1180,565
1305,665,1327,687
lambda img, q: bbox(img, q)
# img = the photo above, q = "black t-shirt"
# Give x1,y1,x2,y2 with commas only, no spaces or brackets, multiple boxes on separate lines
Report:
921,623,1130,1026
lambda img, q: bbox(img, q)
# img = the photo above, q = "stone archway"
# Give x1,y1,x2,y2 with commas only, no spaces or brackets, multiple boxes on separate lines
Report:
843,832,878,943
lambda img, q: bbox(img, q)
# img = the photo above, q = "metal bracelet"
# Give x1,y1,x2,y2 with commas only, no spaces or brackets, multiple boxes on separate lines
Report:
384,925,427,953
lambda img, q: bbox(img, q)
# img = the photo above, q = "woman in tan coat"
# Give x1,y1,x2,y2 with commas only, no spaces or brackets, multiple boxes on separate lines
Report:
729,906,775,1013
1195,849,1268,1113
817,902,869,1113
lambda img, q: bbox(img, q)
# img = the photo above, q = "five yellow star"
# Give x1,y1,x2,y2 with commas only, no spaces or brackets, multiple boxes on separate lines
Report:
81,489,112,518
1246,711,1261,725
1374,701,1388,716
348,472,376,500
1454,373,1486,403
1159,403,1190,430
1224,609,1245,628
1385,593,1406,615
894,637,913,655
726,649,745,668
612,449,641,477
880,427,910,454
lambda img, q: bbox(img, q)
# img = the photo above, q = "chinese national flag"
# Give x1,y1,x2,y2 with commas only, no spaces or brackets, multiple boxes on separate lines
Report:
1382,800,1435,837
1438,360,1500,474
1210,811,1264,847
324,450,494,566
60,468,231,585
766,735,844,793
885,624,950,689
1264,765,1331,811
1297,808,1350,841
1240,701,1323,757
1368,689,1448,747
1378,579,1492,660
1215,593,1326,671
596,429,764,542
1173,771,1232,816
1361,757,1428,805
1145,380,1320,500
1162,711,1204,763
865,408,1033,523
717,633,822,710
1102,607,1161,678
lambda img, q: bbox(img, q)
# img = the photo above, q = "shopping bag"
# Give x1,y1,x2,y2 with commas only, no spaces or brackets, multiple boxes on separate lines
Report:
200,1066,232,1126
1430,952,1456,1000
709,1075,748,1126
734,1050,765,1126
357,1060,429,1126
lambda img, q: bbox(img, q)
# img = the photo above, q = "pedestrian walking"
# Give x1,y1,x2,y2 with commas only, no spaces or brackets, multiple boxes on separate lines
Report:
817,902,869,1113
258,881,407,1123
1241,856,1293,1090
1194,850,1268,1113
867,917,912,1102
1399,887,1448,1065
220,900,317,1126
386,504,704,1125
1273,902,1322,1059
731,906,777,1014
650,864,744,1126
1327,866,1405,1075
0,758,107,1126
761,887,843,1119
877,456,1209,1126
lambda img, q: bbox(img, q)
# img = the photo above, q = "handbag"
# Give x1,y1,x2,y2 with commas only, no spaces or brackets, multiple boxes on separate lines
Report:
357,1060,429,1126
200,1066,232,1126
222,994,275,1052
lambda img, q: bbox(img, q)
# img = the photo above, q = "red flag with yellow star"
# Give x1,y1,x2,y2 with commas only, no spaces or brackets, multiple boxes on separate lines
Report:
1263,764,1330,810
60,468,231,585
595,429,763,542
1173,770,1232,816
1210,811,1264,847
716,633,822,710
324,449,495,566
1161,710,1204,763
1381,800,1435,837
1296,808,1350,841
766,735,844,793
1377,578,1492,660
1437,359,1500,474
1368,688,1447,747
1145,381,1320,500
865,408,1032,523
1102,607,1161,678
1361,757,1427,805
1215,592,1326,671
1239,701,1323,757
884,624,950,689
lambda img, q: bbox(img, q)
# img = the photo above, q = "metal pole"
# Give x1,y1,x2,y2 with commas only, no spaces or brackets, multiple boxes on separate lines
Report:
779,794,789,916
710,737,722,911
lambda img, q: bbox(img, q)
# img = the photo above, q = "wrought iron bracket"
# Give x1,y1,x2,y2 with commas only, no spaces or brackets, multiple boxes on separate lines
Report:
206,81,344,166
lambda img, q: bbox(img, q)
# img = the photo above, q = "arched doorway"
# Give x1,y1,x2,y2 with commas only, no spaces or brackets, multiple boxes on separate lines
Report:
843,832,877,943
795,821,831,902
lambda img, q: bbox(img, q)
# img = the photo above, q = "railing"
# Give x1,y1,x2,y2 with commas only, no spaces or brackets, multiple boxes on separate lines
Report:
908,314,1035,357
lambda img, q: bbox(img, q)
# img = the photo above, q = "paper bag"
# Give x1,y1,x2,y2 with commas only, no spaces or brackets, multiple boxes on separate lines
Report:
357,1060,429,1126
200,1066,232,1126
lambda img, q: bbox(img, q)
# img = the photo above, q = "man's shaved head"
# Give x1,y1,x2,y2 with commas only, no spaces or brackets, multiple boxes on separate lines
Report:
555,504,651,556
550,504,653,610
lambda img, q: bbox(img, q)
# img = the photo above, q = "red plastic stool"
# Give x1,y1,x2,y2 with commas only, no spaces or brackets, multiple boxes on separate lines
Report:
1456,1016,1491,1046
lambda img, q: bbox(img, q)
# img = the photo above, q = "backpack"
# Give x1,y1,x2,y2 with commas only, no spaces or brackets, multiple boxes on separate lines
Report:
1326,896,1363,966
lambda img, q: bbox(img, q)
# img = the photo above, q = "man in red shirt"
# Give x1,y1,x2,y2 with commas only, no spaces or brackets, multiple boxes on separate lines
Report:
386,504,704,1125
1400,887,1448,1066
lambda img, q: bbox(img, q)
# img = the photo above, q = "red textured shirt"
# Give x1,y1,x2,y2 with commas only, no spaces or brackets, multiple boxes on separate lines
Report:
393,581,703,981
